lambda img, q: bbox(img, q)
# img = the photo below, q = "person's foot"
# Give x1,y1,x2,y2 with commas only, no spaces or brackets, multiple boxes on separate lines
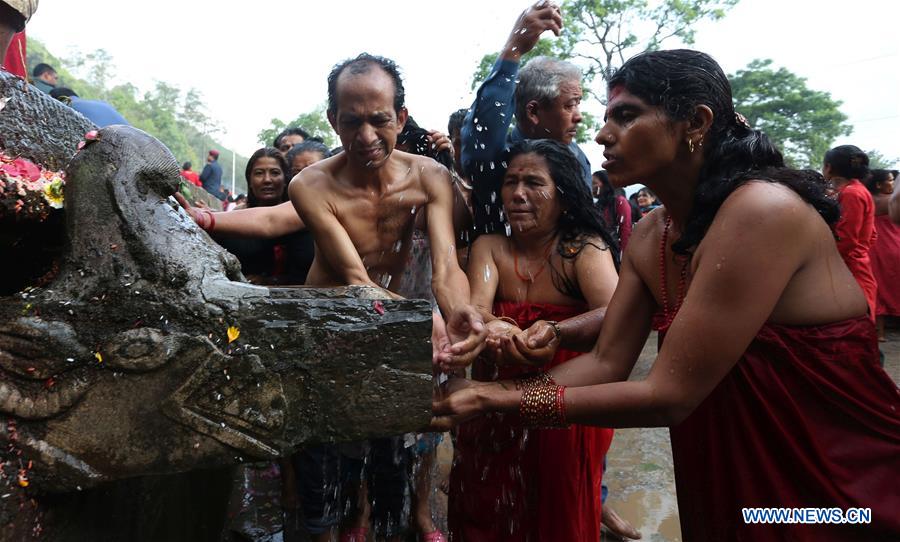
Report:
601,507,642,540
878,335,887,342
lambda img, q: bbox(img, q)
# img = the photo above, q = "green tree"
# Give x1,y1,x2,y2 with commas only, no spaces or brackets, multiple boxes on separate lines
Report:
866,149,899,170
469,0,739,143
730,59,852,168
257,104,337,148
26,37,248,193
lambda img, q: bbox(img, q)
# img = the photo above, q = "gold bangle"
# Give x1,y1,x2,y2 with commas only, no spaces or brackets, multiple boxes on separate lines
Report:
515,372,556,390
519,384,567,428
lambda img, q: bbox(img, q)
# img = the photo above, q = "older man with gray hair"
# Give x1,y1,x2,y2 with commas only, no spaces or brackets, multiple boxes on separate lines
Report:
461,1,589,235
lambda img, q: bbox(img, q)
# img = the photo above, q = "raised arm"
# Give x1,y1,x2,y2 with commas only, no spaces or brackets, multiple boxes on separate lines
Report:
461,3,563,230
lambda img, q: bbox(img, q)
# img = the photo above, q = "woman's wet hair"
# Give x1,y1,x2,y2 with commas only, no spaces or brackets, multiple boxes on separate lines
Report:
608,49,839,254
244,147,289,208
824,145,870,181
865,169,893,194
285,140,330,170
507,139,619,298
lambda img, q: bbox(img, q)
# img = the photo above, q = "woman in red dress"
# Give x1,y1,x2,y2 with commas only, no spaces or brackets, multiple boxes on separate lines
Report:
435,50,900,542
825,145,878,320
449,139,619,542
866,169,900,340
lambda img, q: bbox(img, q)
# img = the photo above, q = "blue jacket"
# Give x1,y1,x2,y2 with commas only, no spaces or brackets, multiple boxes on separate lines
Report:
200,160,225,201
461,57,591,234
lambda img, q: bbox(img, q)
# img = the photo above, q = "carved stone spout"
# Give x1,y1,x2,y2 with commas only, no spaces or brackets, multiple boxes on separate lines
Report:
0,73,432,539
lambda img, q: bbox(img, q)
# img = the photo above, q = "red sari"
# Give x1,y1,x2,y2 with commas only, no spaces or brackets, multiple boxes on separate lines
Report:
449,301,614,542
835,180,878,319
656,313,900,541
871,213,900,316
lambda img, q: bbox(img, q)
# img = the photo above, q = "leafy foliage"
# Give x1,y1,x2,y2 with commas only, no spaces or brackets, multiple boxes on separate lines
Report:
730,59,852,168
257,104,337,149
865,149,899,170
26,38,249,193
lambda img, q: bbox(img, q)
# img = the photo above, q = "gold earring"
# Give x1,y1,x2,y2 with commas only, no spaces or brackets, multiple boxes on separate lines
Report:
687,138,695,154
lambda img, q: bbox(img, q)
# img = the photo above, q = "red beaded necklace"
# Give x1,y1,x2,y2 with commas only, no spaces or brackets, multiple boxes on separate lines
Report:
514,240,555,282
659,215,689,326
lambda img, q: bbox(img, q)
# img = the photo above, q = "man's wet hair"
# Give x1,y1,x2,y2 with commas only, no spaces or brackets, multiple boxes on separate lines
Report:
182,161,192,170
514,56,582,123
273,126,311,149
33,63,56,78
448,108,468,137
327,53,405,118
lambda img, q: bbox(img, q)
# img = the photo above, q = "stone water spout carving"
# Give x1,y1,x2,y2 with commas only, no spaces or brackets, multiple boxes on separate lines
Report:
0,73,432,539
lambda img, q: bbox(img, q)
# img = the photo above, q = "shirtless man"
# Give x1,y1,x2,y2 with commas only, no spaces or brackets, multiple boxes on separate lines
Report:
179,57,484,361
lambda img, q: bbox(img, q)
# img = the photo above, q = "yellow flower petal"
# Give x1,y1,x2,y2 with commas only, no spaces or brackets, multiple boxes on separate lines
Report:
94,352,103,363
227,326,240,344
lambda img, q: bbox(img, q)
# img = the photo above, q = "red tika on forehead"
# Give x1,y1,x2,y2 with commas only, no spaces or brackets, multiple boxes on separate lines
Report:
607,84,626,104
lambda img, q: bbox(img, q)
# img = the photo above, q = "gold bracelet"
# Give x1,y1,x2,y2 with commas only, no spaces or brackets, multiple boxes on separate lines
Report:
519,384,568,428
515,372,556,390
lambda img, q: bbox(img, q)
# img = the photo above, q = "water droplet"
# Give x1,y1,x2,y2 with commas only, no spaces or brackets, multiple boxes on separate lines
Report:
504,223,512,236
410,205,417,214
490,162,495,170
495,101,503,107
483,265,492,282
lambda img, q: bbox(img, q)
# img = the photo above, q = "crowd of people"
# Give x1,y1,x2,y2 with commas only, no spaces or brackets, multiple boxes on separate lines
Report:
3,0,900,540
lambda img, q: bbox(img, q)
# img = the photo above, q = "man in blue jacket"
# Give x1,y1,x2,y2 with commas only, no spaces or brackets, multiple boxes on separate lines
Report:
461,1,591,235
200,149,225,201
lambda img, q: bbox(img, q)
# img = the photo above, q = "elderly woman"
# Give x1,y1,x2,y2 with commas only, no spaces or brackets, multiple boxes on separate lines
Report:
449,139,619,542
435,50,900,542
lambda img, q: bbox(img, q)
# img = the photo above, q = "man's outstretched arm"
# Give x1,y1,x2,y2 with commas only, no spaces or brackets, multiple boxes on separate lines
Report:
175,195,304,238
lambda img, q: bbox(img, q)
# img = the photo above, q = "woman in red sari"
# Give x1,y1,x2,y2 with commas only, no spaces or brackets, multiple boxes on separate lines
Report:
866,169,900,340
448,139,619,542
824,145,878,320
435,50,900,542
